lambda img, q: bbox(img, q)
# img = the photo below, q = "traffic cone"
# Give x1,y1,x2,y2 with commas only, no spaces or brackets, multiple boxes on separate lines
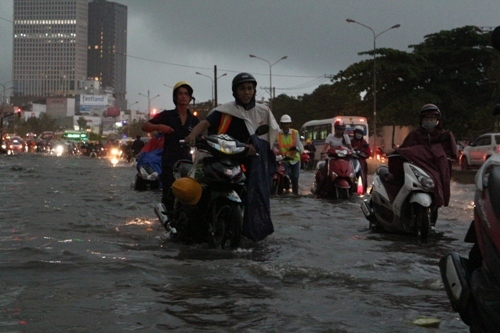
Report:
357,176,364,195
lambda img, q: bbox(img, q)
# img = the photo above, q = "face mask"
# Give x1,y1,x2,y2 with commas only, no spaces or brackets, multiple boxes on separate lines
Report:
355,133,363,140
421,119,438,130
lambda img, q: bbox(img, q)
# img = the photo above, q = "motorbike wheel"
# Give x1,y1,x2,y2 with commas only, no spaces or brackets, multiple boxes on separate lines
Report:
270,179,278,195
208,199,243,249
134,175,146,191
412,204,431,240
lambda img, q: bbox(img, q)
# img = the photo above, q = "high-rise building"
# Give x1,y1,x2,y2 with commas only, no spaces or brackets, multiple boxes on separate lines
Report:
12,0,128,111
12,0,89,103
88,0,127,110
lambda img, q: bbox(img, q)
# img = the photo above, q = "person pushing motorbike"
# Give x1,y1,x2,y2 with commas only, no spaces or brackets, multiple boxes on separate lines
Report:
185,72,280,242
393,103,458,218
141,81,200,213
351,126,371,193
276,114,304,195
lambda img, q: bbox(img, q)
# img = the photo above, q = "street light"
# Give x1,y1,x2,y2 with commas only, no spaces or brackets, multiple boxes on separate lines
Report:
196,71,227,107
346,19,400,151
249,54,287,110
127,101,138,110
1,81,14,105
139,90,160,119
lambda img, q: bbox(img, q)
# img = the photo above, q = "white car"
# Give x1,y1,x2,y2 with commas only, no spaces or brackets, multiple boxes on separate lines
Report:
460,133,500,170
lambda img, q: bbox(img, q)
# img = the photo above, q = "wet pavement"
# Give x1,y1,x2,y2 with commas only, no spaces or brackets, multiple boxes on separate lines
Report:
0,153,473,332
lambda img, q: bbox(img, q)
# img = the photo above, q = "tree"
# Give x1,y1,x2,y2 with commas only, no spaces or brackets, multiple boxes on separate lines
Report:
330,25,499,140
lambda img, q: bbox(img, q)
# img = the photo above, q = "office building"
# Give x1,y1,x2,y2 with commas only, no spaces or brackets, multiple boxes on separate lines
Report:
88,0,127,111
12,0,89,103
12,0,127,112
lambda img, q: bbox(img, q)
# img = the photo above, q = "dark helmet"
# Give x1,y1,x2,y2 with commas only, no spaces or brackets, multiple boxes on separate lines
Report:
420,103,441,119
231,72,257,95
172,81,193,105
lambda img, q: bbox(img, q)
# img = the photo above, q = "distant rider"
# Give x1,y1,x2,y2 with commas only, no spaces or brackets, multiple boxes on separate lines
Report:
276,114,304,195
303,138,316,170
132,135,145,156
351,126,371,193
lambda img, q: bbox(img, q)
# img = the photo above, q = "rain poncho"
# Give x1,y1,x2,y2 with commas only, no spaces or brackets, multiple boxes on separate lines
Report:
136,135,164,176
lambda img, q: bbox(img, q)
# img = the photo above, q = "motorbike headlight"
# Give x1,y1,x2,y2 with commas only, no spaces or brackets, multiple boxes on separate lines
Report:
336,149,347,157
207,139,246,154
409,165,434,190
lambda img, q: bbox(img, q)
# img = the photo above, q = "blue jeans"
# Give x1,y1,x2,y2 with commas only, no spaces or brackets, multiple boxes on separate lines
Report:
285,161,300,194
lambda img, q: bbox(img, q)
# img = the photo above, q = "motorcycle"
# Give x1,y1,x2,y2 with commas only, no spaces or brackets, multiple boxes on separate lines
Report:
312,146,359,199
132,134,164,191
155,125,269,249
360,153,436,240
439,155,500,332
271,150,291,195
301,150,311,170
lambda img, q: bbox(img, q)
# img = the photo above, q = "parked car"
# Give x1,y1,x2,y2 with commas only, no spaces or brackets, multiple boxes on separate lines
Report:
460,133,500,170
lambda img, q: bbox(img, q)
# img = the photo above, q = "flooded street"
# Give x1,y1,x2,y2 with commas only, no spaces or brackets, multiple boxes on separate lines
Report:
0,153,473,332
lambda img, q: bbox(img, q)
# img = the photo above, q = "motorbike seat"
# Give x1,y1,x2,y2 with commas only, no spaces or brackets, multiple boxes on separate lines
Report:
488,167,500,220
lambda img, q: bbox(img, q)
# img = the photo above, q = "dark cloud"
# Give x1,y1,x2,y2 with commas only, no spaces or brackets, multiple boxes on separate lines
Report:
1,0,499,111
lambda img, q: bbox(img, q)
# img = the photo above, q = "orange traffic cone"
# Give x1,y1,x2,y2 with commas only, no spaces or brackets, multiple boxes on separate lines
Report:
357,176,364,195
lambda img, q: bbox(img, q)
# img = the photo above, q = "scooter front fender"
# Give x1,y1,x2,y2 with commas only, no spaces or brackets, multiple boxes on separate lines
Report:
409,192,432,207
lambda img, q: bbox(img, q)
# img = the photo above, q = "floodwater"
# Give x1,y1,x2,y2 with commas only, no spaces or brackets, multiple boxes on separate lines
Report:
0,153,474,332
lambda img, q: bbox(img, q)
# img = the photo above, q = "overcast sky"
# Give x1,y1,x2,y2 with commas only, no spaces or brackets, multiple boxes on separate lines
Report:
0,0,499,113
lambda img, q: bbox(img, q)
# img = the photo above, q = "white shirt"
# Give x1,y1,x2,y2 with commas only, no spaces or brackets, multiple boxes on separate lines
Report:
325,133,351,148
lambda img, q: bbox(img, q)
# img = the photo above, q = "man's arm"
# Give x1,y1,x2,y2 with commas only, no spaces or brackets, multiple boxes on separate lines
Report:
185,119,210,145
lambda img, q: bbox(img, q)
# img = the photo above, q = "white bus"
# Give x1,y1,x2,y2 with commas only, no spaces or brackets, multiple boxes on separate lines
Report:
300,116,369,162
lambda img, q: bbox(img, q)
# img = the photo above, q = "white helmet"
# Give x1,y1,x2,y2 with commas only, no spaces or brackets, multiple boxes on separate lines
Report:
280,114,292,123
354,126,364,134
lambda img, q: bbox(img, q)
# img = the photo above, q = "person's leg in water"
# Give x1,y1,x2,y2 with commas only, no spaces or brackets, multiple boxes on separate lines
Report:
290,161,300,195
160,166,175,212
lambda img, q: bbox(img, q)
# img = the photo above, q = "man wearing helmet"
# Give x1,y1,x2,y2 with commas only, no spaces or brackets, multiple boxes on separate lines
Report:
276,114,304,195
396,103,458,209
185,72,280,241
142,81,200,212
351,126,371,193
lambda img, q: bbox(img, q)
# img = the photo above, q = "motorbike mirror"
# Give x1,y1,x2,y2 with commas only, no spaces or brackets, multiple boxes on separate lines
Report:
494,104,500,116
255,124,269,136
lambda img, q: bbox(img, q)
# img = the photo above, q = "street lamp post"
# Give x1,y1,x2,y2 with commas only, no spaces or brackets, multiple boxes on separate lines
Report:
128,101,138,110
139,90,160,120
346,19,400,152
249,54,287,110
195,71,227,108
1,81,14,105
